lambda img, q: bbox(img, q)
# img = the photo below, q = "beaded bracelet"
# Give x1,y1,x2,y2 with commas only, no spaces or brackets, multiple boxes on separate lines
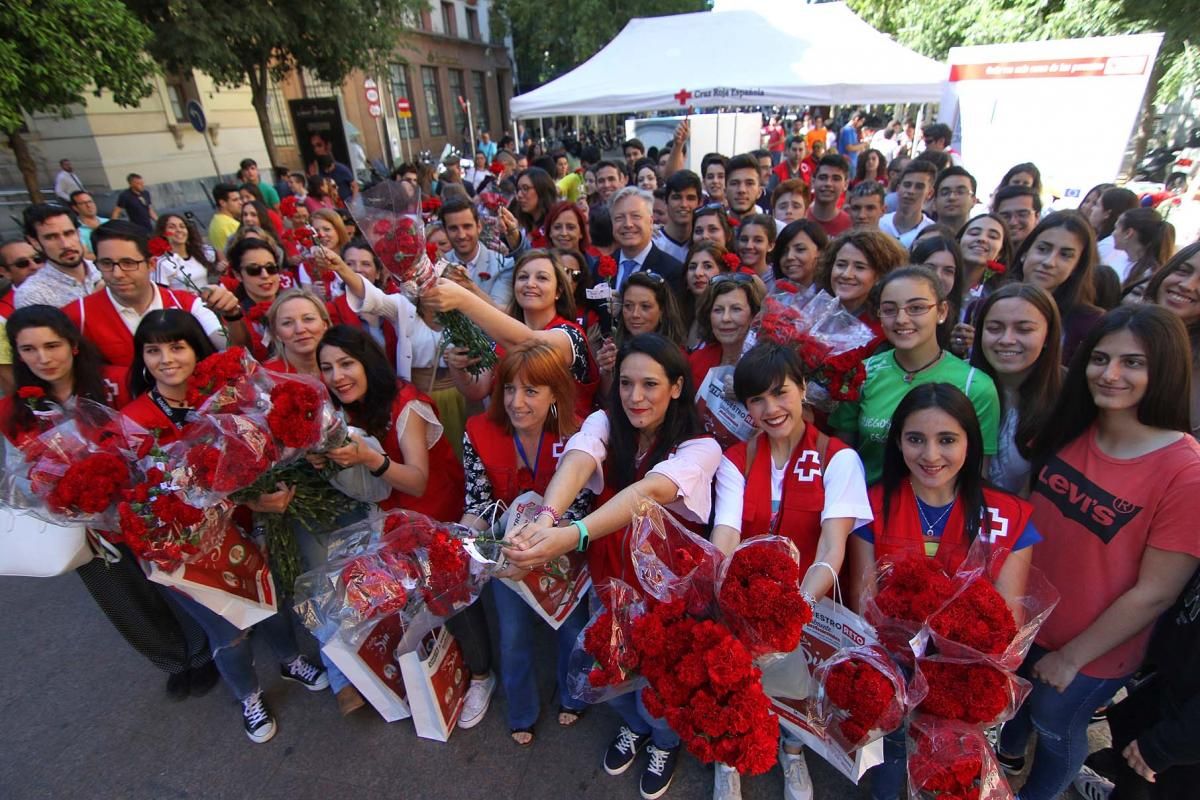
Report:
533,505,561,525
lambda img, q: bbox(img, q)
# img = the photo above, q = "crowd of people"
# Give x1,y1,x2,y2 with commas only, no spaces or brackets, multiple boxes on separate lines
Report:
4,108,1200,800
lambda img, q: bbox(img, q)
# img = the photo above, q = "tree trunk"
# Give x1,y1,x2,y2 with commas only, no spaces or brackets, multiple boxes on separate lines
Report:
7,130,43,203
1128,60,1163,180
247,63,280,167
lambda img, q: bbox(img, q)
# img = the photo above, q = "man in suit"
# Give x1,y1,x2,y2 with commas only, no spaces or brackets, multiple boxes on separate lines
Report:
610,186,684,294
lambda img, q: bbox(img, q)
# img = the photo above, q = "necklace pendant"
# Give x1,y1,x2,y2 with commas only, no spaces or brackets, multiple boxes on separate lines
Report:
925,527,934,537
904,373,915,383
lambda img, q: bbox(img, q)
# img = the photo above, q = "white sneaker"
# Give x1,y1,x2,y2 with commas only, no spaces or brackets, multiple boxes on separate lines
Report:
779,743,814,800
457,673,495,729
1072,766,1114,800
713,763,742,800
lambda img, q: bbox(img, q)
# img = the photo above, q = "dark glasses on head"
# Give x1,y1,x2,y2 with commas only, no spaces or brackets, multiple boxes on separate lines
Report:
710,272,754,286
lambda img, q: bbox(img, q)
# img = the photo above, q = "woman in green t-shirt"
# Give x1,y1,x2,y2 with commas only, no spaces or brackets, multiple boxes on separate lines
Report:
830,265,1000,482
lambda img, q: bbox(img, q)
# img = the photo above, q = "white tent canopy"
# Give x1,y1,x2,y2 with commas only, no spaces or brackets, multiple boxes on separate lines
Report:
509,2,946,119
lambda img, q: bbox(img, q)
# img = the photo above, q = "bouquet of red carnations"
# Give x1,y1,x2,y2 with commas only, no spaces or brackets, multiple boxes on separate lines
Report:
185,346,267,415
633,598,780,775
913,655,1030,727
628,499,724,616
116,466,230,569
744,290,881,405
567,578,648,703
716,536,812,658
2,399,149,526
907,716,1014,800
815,644,925,750
863,552,959,658
174,413,279,498
293,509,495,654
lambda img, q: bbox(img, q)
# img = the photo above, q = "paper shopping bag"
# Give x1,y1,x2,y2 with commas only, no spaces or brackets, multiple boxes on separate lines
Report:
0,507,93,577
147,523,277,629
765,597,883,783
399,626,469,741
499,492,591,629
322,614,413,723
695,365,756,450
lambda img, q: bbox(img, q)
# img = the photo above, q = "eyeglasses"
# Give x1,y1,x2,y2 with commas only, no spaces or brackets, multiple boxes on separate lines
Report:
8,255,44,270
710,272,755,287
241,263,281,277
878,301,936,319
628,271,665,286
516,184,535,195
95,258,147,273
693,203,725,217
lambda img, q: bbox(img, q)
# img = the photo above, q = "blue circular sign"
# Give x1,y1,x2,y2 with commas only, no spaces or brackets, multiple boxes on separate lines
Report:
186,100,207,134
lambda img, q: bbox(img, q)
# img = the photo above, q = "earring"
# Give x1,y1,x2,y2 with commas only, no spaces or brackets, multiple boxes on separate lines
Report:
549,402,558,419
143,367,153,386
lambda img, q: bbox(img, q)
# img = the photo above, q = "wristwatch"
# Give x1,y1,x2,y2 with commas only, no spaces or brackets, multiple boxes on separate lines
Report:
370,454,391,477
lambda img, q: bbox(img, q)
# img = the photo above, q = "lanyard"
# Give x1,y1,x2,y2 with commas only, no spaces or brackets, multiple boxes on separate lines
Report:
513,431,545,479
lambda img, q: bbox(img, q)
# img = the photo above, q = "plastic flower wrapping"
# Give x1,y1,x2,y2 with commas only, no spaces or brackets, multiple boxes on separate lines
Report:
814,644,926,750
293,510,498,658
743,289,882,406
907,716,1015,800
715,536,812,658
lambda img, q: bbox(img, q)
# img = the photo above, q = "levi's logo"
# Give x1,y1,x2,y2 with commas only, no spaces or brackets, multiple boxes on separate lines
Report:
1034,455,1143,543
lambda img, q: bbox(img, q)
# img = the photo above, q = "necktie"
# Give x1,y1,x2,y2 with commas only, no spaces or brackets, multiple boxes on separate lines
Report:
620,259,638,290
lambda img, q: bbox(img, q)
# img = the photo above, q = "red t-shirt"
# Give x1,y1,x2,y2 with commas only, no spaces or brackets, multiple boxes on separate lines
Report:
807,208,852,238
1031,427,1200,678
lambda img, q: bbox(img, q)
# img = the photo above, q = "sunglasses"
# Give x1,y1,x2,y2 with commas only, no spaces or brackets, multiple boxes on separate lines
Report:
8,255,44,270
241,263,281,277
710,272,755,287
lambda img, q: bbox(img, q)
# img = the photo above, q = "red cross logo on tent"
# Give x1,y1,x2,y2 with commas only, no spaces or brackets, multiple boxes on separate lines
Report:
674,88,693,106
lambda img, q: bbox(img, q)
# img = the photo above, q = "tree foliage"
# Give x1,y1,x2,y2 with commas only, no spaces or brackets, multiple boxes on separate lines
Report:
123,0,426,160
847,0,1200,105
493,0,709,92
0,0,156,134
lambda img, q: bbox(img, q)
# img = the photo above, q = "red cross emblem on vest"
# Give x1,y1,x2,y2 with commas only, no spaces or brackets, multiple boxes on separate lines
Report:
674,88,693,106
981,506,1010,543
793,449,822,482
552,440,567,462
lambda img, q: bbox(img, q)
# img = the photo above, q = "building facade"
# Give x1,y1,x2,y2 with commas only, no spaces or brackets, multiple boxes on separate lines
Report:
269,0,515,173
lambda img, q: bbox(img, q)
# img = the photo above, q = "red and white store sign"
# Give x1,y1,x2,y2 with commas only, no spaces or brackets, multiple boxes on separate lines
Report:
949,55,1149,82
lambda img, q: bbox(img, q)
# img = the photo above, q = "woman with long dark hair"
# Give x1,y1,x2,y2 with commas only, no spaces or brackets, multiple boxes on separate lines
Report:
460,342,591,745
152,213,216,289
1145,241,1200,436
851,381,1039,800
682,241,735,348
427,249,600,418
504,333,721,799
998,305,1200,800
1,306,211,698
1112,207,1175,297
1088,187,1139,275
852,148,888,187
124,310,328,742
910,234,967,355
504,167,558,251
1010,211,1104,364
226,238,285,362
830,266,1000,483
771,219,828,293
969,283,1063,494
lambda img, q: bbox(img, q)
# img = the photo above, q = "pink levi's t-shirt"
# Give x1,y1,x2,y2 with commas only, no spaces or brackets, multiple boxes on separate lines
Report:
1030,427,1200,679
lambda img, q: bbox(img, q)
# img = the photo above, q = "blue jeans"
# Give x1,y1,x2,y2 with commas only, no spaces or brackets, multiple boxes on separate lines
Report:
999,645,1130,800
491,579,589,729
608,688,681,750
866,727,908,800
167,590,300,701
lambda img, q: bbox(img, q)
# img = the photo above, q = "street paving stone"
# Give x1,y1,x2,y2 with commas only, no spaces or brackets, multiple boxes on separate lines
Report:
2,571,1090,799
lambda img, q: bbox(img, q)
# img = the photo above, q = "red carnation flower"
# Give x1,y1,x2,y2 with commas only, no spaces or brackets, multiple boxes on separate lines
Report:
17,386,45,400
266,380,324,449
477,271,491,281
722,253,741,271
717,541,811,656
929,579,1018,656
775,280,799,294
597,255,618,280
488,162,505,176
149,237,172,257
279,196,298,217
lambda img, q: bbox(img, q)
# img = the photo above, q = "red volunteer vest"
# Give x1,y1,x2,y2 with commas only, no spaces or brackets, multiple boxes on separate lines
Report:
464,414,569,507
376,381,465,522
63,287,197,367
120,393,182,444
724,425,847,569
327,294,400,372
868,479,1033,574
688,343,723,396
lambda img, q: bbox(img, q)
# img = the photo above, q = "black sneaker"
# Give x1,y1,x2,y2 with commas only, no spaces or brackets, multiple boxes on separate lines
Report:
280,655,330,691
640,744,680,800
189,662,220,697
996,750,1026,775
165,671,190,701
604,725,649,776
241,690,277,743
